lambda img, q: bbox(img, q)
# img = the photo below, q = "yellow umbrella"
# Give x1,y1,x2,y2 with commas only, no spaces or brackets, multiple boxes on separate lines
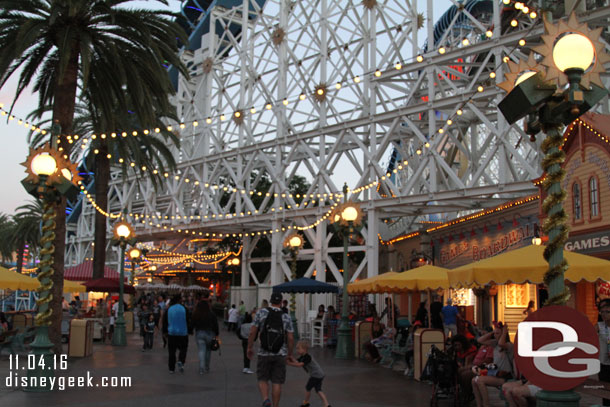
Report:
374,265,450,292
448,244,610,288
0,266,86,292
0,266,40,290
62,279,86,293
348,271,398,294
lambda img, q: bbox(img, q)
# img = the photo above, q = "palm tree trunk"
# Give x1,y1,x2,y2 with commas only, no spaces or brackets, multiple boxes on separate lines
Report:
93,143,110,280
49,45,79,354
16,243,24,274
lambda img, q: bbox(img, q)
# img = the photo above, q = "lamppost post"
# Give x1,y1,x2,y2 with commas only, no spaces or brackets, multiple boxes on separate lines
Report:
332,184,363,359
185,262,194,286
283,233,303,340
227,258,240,308
20,142,80,392
497,14,608,406
112,221,136,347
128,247,141,308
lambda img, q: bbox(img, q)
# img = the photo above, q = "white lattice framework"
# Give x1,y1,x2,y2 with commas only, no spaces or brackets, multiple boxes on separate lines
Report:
66,1,610,290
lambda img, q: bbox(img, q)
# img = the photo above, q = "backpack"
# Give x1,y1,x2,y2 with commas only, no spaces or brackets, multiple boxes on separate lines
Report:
259,308,285,353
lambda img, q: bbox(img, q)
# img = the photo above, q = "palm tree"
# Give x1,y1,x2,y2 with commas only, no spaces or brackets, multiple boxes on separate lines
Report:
11,200,44,274
73,96,180,280
0,213,16,265
0,0,187,351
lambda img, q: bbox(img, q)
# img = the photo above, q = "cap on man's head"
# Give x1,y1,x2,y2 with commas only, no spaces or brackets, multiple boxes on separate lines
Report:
446,298,453,305
270,292,283,304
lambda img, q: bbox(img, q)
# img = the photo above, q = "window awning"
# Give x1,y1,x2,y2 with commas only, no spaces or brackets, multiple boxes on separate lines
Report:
448,244,610,288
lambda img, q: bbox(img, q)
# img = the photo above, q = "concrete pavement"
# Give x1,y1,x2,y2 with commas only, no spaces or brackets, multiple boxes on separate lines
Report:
0,328,601,407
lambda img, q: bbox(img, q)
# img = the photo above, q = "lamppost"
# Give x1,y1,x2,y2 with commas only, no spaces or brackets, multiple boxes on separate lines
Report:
227,257,240,305
20,143,80,392
128,247,141,306
283,232,304,340
497,13,608,406
330,185,363,359
111,220,136,346
149,265,157,282
185,261,194,286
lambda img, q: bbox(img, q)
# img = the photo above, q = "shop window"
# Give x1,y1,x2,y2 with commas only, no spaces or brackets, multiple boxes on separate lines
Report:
505,284,529,308
572,182,582,221
589,176,600,218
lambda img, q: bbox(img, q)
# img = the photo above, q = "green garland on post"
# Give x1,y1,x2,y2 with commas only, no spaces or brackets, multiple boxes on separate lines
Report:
35,201,56,326
540,125,571,305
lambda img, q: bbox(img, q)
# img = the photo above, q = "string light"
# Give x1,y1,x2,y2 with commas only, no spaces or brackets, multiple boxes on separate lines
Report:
381,194,539,245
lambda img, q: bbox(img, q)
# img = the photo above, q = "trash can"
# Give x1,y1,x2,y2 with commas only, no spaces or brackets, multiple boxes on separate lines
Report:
413,328,445,381
68,319,94,357
354,321,372,359
124,311,134,333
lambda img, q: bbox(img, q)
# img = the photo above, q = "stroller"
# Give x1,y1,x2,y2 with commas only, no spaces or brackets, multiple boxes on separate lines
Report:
422,345,459,406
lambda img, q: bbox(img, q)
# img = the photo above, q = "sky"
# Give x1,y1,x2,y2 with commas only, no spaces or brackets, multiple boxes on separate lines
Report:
0,0,452,215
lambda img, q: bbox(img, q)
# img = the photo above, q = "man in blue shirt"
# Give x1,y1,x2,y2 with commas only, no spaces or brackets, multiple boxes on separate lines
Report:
163,294,190,373
441,298,460,338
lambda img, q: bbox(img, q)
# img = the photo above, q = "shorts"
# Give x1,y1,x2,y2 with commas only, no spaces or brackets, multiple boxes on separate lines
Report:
305,377,324,393
256,355,286,384
528,384,541,397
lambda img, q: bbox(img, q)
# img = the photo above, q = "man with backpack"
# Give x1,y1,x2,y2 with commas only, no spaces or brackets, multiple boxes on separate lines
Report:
247,292,294,407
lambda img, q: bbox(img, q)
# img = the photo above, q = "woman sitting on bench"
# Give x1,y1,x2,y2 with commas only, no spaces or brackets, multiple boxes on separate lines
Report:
363,316,385,363
472,322,514,407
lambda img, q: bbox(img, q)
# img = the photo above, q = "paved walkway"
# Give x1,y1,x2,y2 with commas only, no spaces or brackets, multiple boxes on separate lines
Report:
0,328,602,407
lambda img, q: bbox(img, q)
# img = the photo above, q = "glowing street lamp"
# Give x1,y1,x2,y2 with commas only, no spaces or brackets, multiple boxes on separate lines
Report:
111,220,136,346
330,184,363,359
283,232,304,339
20,142,80,392
227,257,241,308
497,13,608,405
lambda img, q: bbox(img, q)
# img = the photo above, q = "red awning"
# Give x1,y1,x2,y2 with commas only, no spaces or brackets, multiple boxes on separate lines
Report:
64,261,123,281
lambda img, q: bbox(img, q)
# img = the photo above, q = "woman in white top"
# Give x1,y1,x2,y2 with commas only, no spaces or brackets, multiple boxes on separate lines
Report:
472,322,514,407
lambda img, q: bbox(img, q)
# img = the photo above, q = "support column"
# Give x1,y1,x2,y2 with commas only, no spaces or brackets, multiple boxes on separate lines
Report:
241,235,250,287
367,207,379,279
269,219,282,286
315,223,326,282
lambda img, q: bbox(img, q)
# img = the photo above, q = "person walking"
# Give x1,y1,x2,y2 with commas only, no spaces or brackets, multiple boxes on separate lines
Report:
228,304,239,331
287,340,332,407
430,295,443,330
441,298,460,338
238,301,247,320
143,313,156,351
237,312,255,374
247,292,294,407
192,291,219,374
163,294,190,374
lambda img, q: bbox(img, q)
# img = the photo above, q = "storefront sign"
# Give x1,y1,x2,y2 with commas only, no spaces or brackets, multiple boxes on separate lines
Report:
564,231,610,255
434,219,535,268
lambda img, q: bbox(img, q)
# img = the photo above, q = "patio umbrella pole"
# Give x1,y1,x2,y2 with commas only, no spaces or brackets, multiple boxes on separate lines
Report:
428,289,431,329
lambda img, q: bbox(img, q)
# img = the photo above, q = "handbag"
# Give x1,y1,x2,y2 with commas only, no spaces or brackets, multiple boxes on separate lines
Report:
210,338,221,352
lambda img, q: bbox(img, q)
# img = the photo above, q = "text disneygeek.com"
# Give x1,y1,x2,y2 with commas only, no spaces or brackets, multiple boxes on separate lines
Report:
5,371,132,391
